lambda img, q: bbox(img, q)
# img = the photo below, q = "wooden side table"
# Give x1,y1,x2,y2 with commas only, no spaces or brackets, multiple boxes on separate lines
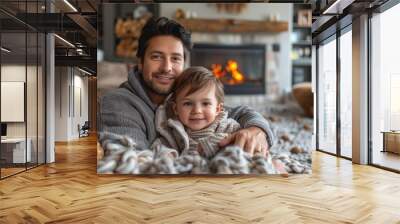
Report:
381,131,400,154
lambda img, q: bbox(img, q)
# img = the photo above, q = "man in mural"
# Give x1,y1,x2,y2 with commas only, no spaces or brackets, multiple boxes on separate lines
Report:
98,17,275,156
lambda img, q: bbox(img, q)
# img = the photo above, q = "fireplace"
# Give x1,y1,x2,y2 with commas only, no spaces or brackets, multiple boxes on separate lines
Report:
190,44,266,95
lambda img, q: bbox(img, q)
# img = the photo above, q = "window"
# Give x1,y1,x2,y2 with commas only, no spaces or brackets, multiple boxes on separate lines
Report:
0,1,47,179
370,2,400,171
317,36,337,154
340,28,352,158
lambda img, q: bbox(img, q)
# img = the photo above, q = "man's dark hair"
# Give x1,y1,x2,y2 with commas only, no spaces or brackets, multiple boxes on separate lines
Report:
136,17,192,59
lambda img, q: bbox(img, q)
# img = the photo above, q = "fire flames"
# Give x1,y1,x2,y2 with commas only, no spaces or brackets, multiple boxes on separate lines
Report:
211,59,245,85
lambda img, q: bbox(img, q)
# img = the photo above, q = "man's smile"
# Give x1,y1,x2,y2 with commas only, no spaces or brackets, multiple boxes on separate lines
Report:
154,74,174,84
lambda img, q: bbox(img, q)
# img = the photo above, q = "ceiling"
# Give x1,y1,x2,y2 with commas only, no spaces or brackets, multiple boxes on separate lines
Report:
0,0,97,74
311,0,390,43
3,0,391,74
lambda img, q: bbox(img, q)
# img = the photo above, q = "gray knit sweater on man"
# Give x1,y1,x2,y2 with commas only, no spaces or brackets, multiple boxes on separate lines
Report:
98,67,275,150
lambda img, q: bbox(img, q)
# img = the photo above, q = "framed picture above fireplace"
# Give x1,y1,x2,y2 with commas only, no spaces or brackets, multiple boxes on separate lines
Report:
190,44,266,95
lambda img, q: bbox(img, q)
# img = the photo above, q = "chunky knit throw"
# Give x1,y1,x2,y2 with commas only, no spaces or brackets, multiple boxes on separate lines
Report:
97,132,282,175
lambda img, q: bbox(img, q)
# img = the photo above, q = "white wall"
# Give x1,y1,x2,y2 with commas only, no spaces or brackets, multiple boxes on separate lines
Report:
1,65,36,137
1,64,46,163
55,67,69,141
1,65,26,81
55,67,89,141
1,65,26,139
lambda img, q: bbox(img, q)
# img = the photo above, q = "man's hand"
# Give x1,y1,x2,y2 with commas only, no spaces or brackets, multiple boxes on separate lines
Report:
219,127,269,156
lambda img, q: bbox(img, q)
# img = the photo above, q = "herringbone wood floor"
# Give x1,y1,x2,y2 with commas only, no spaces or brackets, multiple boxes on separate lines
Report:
1,135,400,224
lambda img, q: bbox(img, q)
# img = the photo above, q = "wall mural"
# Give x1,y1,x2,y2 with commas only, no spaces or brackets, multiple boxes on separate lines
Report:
97,3,313,176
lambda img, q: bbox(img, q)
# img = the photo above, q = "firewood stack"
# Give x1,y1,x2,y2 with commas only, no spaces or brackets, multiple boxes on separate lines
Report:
114,13,152,59
215,3,248,14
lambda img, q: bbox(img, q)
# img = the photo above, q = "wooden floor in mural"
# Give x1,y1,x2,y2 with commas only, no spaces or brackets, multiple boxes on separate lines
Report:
0,135,400,223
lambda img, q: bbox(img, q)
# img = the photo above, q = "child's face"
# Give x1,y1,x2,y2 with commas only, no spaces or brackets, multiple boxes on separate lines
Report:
173,85,223,131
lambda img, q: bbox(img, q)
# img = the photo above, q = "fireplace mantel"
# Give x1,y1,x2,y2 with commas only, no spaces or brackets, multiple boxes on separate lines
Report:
177,18,288,33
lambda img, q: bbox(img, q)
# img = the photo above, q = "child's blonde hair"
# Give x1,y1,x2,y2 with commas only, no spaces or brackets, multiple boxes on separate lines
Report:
167,66,224,116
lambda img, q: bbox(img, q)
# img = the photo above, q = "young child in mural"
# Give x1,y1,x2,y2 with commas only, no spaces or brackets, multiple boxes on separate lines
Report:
152,66,239,158
151,66,286,174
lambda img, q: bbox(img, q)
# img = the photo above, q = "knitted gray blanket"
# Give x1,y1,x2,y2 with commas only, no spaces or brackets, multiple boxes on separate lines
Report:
97,131,309,175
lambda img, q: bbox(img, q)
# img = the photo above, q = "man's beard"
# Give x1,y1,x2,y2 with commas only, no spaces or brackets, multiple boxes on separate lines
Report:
142,72,173,96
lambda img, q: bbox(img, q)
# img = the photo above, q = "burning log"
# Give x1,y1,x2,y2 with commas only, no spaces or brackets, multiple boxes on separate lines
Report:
210,59,245,85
